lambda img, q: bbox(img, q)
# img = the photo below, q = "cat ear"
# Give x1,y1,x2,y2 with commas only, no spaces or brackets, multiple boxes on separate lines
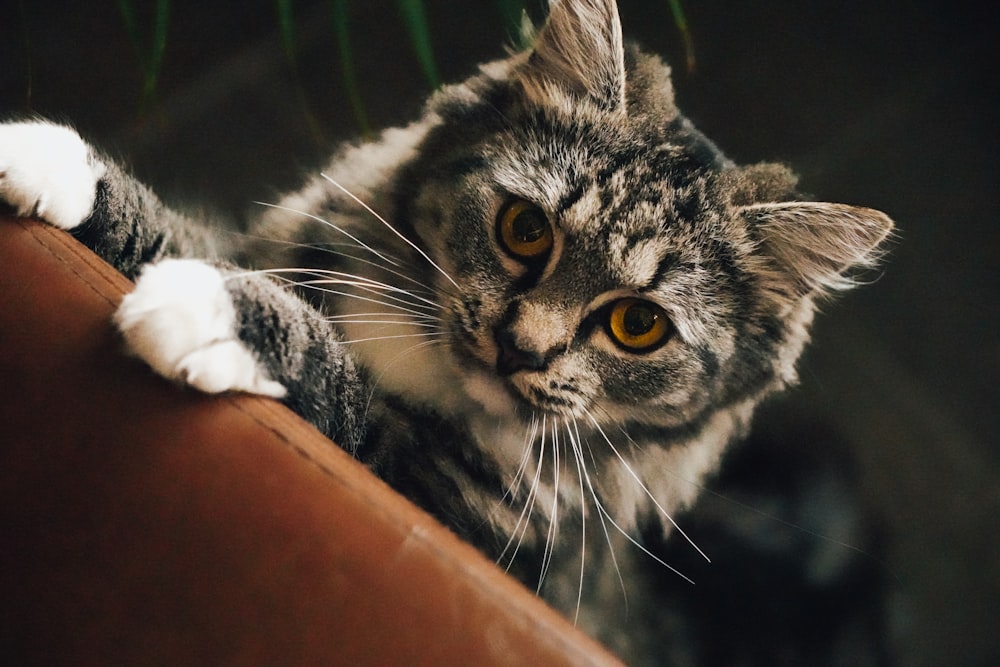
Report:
742,202,894,298
521,0,627,112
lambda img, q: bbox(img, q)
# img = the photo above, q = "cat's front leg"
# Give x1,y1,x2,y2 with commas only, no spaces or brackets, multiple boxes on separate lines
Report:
116,258,368,450
0,119,218,278
115,259,288,398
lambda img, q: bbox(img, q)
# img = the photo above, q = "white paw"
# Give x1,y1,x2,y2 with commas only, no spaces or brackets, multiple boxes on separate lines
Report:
114,259,287,398
0,120,104,229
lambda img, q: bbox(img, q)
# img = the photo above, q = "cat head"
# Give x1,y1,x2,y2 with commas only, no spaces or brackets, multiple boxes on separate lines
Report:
389,0,893,432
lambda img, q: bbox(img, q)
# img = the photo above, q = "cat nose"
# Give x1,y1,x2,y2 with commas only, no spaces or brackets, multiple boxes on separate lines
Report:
495,328,547,375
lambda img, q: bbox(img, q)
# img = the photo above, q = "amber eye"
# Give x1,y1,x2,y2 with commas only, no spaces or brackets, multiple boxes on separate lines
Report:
496,199,553,261
607,298,672,351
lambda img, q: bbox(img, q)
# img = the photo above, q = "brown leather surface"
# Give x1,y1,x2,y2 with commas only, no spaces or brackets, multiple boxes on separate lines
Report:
0,216,620,665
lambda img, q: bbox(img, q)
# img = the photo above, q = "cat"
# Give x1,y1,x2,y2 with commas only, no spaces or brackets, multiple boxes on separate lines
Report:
0,0,893,662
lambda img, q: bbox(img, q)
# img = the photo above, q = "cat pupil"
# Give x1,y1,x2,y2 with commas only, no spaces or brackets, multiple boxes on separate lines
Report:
624,303,656,336
513,210,546,243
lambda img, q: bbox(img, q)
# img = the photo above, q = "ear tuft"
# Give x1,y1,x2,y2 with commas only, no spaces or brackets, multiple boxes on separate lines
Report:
743,202,895,298
520,0,626,112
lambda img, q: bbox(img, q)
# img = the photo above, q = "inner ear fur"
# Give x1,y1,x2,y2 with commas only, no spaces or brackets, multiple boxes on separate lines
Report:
519,0,627,112
742,201,895,298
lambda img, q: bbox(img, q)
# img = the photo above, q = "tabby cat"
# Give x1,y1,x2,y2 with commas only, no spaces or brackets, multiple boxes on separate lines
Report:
0,0,892,662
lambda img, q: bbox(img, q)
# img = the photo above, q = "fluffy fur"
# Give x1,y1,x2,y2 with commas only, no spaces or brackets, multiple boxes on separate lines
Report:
0,0,893,662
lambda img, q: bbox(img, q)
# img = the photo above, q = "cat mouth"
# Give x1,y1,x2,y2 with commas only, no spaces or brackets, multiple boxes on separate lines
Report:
492,366,589,418
461,362,586,420
452,332,587,418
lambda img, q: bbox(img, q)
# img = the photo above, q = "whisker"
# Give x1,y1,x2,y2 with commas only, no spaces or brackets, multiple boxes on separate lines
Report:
248,266,441,311
233,229,442,299
500,414,538,507
571,417,695,587
584,409,711,564
321,174,461,290
309,288,437,321
360,338,445,421
568,418,629,610
595,501,695,586
295,272,441,311
300,282,440,316
227,228,384,260
269,277,439,320
498,416,546,573
253,200,399,268
694,479,899,581
565,419,587,625
536,422,561,593
336,332,446,345
321,310,438,321
324,319,441,330
228,269,440,328
319,247,443,299
509,419,547,573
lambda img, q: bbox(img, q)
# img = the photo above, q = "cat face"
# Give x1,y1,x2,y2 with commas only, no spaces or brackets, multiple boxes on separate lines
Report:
389,0,891,434
409,118,741,431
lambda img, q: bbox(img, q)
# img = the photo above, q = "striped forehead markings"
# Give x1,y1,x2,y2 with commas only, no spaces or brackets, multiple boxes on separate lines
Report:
555,181,588,215
609,233,676,289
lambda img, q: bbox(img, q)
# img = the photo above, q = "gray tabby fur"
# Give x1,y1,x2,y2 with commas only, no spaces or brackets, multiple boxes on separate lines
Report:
0,0,893,662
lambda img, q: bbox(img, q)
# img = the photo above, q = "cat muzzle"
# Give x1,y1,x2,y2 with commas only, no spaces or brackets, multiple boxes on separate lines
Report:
495,327,548,376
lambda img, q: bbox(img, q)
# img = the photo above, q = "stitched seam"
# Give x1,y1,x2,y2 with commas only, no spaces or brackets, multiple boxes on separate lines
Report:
23,220,128,307
223,397,603,661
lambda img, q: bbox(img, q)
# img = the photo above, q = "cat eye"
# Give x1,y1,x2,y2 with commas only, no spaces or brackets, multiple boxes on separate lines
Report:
496,199,553,262
607,298,672,352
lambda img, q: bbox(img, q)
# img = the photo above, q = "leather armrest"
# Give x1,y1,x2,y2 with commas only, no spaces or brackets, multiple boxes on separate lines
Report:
0,216,619,665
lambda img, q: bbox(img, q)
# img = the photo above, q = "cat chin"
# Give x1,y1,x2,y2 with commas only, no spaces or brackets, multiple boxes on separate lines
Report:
462,371,521,418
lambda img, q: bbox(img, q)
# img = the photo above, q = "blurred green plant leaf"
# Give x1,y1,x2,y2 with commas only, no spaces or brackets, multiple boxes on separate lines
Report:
667,0,696,71
494,0,527,37
396,0,440,89
115,0,171,111
276,0,297,64
113,1,693,130
329,0,371,136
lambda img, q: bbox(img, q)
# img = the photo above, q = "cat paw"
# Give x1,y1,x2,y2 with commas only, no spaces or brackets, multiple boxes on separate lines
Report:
114,259,287,398
0,120,104,229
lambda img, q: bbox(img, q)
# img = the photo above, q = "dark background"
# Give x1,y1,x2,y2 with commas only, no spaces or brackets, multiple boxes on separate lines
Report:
2,1,996,665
